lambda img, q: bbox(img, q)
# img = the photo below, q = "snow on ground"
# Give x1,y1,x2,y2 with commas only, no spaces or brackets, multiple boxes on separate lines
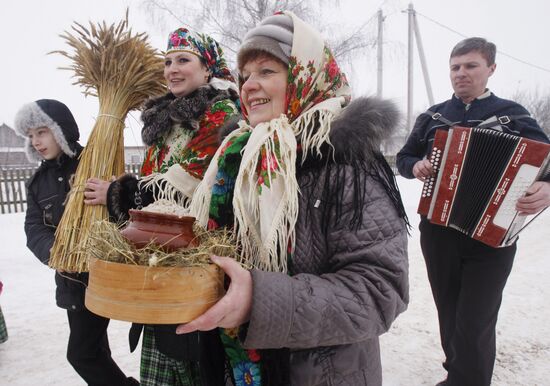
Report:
381,178,550,386
0,177,549,385
0,215,140,385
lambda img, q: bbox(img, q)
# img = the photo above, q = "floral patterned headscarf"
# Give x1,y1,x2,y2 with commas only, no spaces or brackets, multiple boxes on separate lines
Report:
166,27,235,83
191,11,352,273
238,12,351,124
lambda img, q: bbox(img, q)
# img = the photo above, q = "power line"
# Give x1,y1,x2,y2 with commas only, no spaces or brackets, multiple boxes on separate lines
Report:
414,11,467,38
415,10,550,74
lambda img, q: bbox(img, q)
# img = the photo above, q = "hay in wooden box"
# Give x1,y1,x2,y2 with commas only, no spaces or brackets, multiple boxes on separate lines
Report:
49,11,166,272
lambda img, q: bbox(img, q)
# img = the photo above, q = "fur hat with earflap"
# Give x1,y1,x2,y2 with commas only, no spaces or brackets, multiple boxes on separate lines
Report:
14,99,80,163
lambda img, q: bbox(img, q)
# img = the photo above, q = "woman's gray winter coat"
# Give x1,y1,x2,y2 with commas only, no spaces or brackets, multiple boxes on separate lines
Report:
243,97,409,386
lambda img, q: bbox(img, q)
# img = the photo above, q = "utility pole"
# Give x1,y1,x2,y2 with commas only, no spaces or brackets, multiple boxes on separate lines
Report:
377,9,384,98
413,10,434,106
407,3,414,132
405,3,434,132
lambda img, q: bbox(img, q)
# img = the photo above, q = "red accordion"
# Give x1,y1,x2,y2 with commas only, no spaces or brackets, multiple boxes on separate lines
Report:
418,126,550,247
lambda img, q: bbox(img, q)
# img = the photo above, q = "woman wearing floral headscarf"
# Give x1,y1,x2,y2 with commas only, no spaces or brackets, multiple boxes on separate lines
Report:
176,11,410,386
84,27,239,386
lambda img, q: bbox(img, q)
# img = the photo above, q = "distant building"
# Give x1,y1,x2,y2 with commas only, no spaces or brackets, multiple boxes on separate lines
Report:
124,146,145,166
0,123,35,167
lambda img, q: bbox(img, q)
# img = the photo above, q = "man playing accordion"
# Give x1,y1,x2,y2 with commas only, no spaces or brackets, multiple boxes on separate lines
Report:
396,37,550,386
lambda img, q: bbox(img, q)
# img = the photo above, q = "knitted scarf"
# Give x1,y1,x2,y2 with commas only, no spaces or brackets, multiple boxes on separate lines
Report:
188,11,351,386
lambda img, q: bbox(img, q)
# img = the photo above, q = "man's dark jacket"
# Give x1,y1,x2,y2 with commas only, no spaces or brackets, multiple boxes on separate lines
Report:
397,92,550,178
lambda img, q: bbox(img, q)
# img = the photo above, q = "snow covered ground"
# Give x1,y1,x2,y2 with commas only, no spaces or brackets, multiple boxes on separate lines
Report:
0,177,549,385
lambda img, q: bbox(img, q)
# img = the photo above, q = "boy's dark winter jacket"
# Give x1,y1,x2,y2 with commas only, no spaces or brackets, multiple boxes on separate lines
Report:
16,99,87,310
24,146,87,310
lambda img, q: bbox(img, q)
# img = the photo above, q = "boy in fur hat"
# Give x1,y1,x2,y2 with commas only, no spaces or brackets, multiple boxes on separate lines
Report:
15,99,138,385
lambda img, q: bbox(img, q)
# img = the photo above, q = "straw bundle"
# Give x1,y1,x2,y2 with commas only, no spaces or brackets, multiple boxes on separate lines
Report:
49,11,166,272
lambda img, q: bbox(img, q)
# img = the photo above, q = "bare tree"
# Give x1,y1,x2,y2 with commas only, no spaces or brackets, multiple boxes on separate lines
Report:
512,90,550,136
140,0,377,64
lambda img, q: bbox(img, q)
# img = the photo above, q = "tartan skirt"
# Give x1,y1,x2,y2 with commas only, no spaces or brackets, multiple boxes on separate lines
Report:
140,325,201,386
0,306,7,343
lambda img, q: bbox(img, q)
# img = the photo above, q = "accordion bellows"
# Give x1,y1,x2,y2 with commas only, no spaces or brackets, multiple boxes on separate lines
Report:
418,127,550,247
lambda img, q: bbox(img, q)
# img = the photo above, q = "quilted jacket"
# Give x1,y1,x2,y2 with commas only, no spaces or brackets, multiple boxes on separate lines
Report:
242,97,409,385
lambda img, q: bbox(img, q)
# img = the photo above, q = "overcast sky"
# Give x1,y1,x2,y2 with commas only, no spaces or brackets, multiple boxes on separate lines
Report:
2,0,549,145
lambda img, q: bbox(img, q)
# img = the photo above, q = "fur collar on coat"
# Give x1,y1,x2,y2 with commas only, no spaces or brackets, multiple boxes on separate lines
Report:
141,84,239,146
328,96,400,163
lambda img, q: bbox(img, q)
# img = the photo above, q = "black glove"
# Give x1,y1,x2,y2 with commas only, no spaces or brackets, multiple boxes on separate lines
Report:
106,174,153,223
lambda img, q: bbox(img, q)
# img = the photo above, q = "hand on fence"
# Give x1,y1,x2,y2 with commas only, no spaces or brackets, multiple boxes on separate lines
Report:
83,177,114,206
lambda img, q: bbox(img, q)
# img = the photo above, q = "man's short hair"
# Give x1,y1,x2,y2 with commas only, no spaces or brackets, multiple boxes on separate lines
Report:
450,37,496,66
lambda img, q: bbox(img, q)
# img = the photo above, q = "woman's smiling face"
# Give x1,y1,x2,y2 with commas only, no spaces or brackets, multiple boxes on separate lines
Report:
164,51,210,97
240,55,288,127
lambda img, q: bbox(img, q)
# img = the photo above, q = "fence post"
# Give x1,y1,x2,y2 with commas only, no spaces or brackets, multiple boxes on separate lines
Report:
0,169,7,214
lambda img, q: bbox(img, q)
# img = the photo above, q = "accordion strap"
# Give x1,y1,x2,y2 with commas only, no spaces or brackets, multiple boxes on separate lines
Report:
425,110,531,130
507,206,548,243
476,114,531,129
425,110,455,127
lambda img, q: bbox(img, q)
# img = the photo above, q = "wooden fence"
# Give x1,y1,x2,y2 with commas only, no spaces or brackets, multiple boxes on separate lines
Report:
0,163,141,214
0,166,35,214
1,157,399,215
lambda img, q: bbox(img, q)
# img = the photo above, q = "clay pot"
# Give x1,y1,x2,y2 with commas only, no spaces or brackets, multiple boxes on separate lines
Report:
120,209,198,251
